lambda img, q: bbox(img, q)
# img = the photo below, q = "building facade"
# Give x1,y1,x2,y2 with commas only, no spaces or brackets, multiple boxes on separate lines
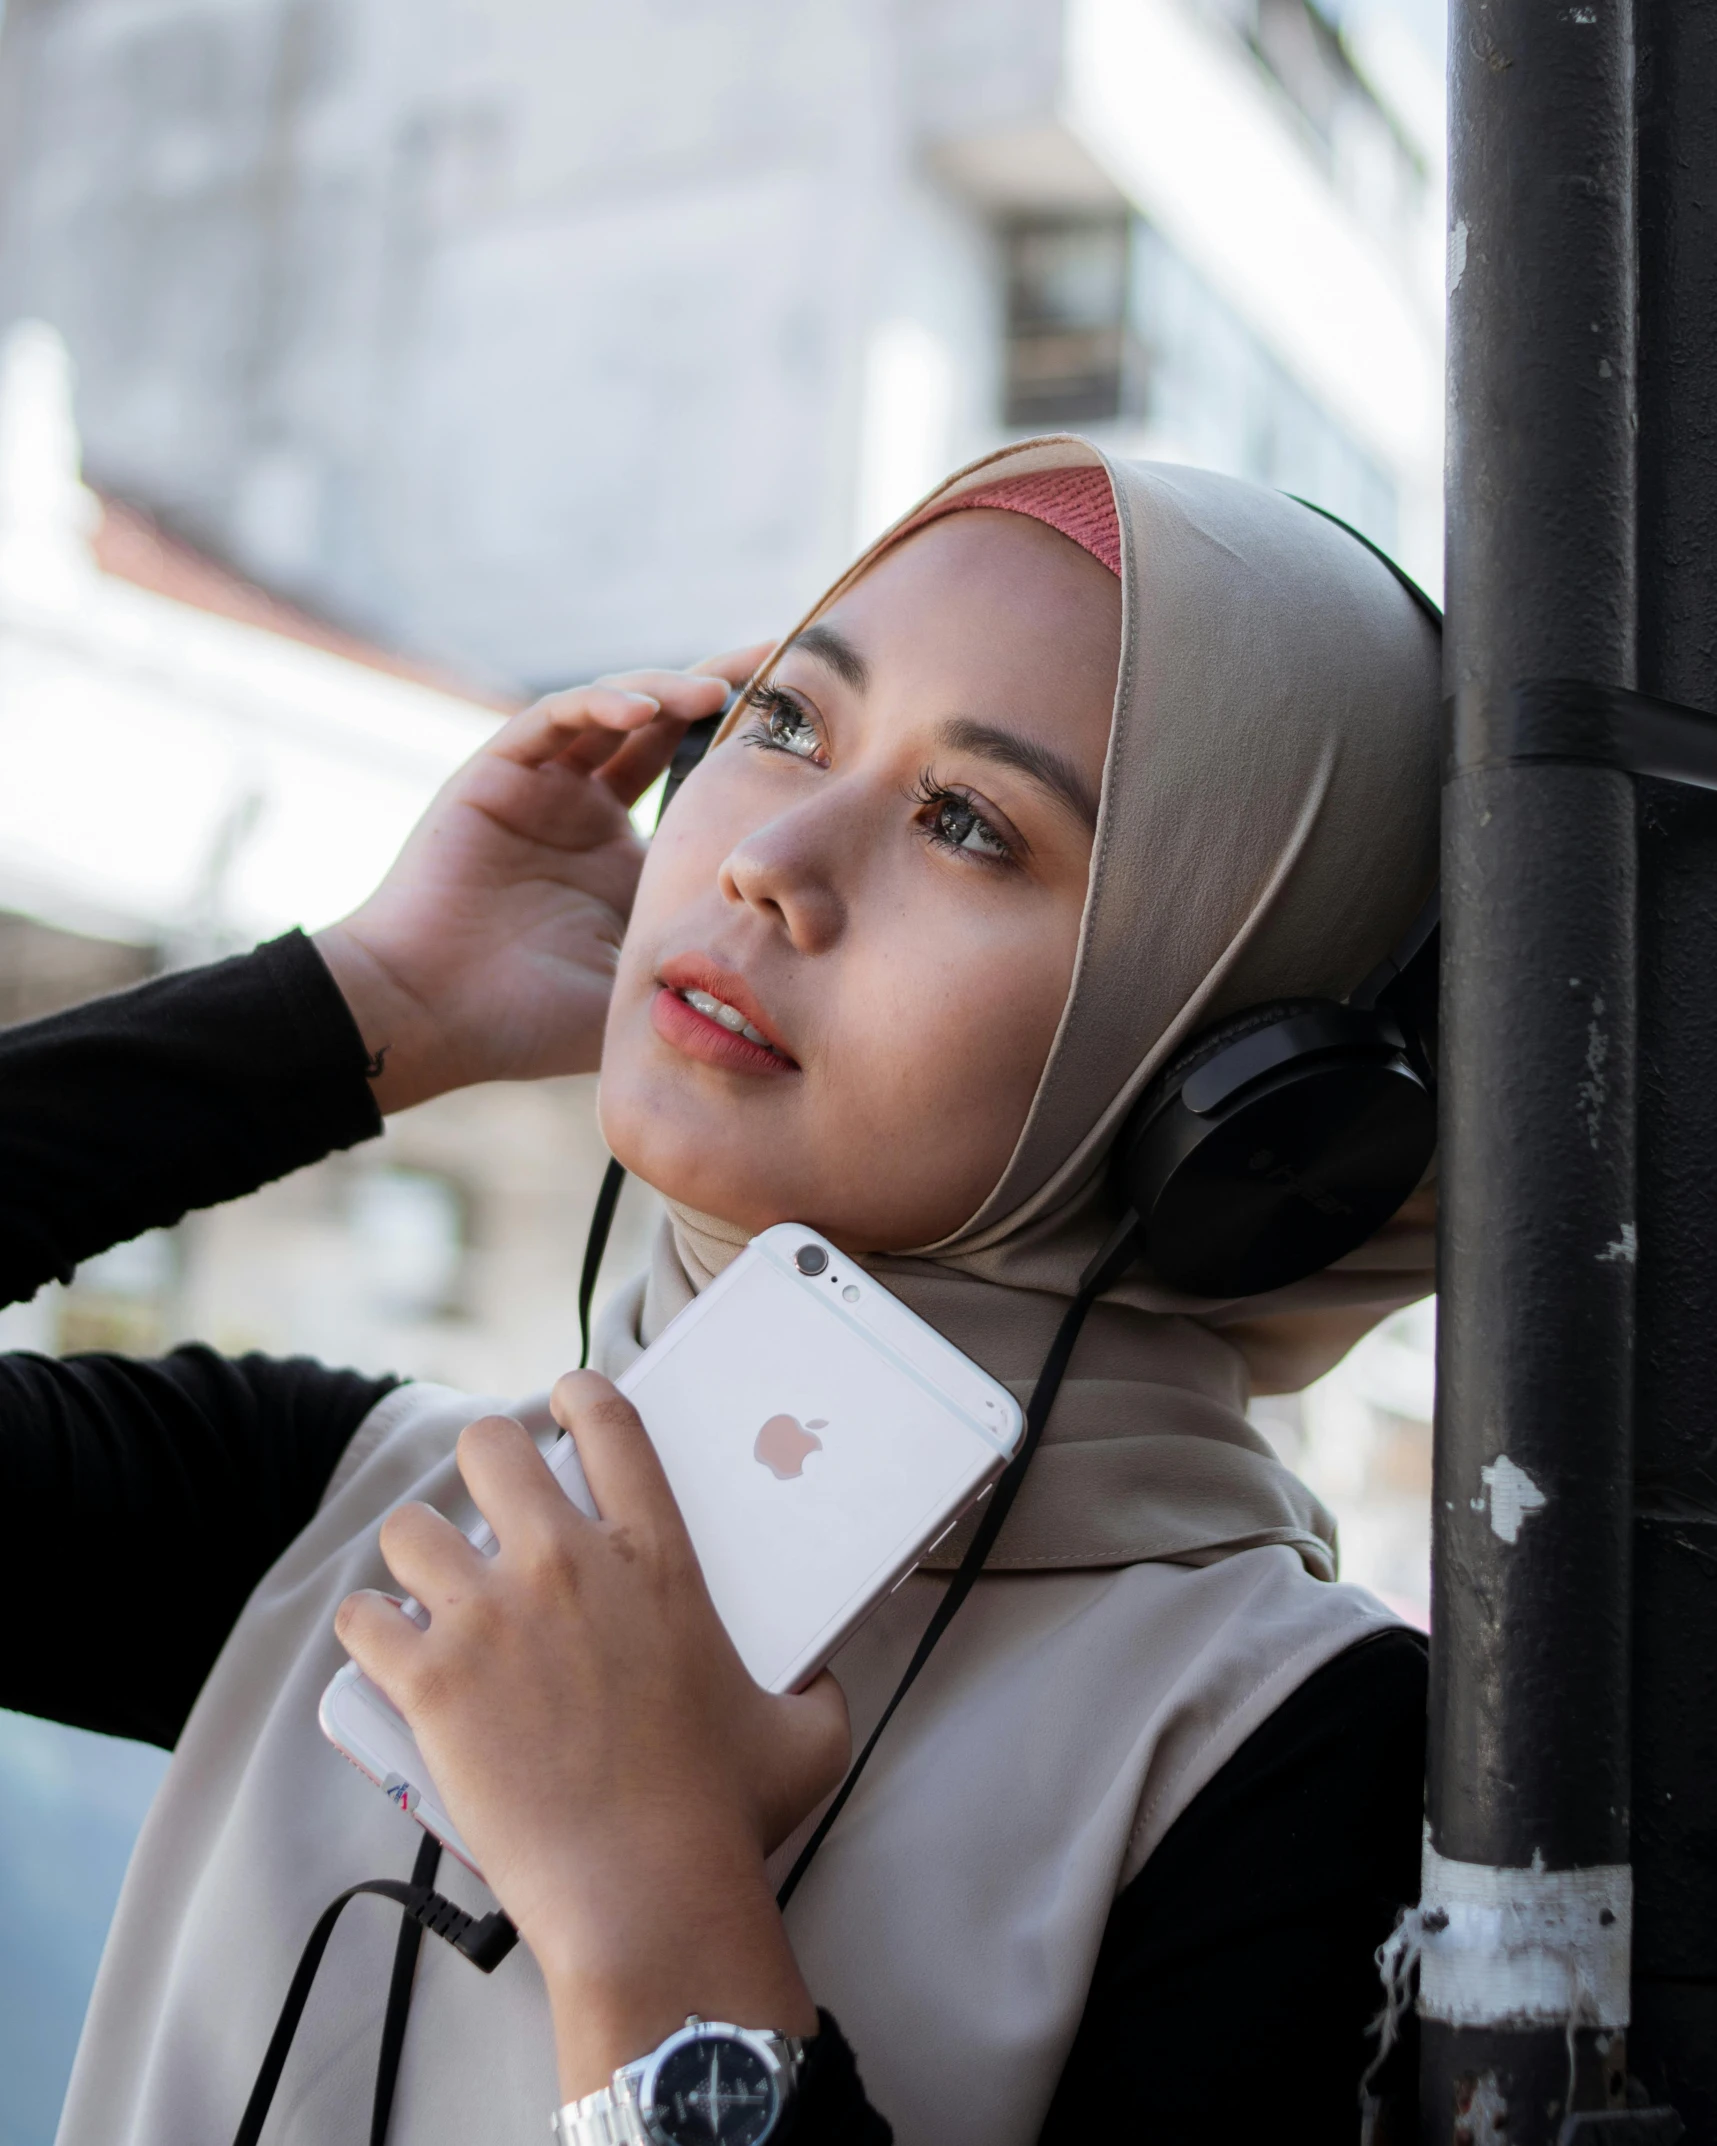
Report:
0,0,1444,692
0,318,658,1408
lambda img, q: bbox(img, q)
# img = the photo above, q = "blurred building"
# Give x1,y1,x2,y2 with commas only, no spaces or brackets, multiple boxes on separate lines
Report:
0,319,661,1398
1252,1292,1436,1627
0,0,1445,693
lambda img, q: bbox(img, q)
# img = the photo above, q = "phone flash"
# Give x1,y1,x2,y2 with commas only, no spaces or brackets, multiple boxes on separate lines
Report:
842,1284,860,1302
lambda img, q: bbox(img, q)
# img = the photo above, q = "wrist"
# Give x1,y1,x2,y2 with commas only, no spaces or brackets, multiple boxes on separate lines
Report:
313,921,447,1113
534,1841,815,2100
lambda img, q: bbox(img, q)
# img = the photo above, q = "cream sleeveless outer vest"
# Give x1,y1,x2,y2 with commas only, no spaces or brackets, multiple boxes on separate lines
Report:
57,1379,1399,2146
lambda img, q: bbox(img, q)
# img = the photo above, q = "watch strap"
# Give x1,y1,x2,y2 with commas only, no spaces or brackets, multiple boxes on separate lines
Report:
552,2070,647,2146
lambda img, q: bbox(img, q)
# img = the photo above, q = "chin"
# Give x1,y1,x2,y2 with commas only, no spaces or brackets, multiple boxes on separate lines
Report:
596,1035,977,1251
599,1081,770,1230
603,1108,866,1245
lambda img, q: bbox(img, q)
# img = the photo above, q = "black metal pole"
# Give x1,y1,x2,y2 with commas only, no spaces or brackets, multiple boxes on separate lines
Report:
1429,3,1638,2140
1630,2,1717,2131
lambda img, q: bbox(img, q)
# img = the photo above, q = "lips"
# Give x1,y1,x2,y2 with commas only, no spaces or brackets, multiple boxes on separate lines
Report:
678,986,777,1051
653,955,799,1076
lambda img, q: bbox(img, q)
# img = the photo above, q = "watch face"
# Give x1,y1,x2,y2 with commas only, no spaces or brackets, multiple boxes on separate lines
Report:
645,2032,781,2146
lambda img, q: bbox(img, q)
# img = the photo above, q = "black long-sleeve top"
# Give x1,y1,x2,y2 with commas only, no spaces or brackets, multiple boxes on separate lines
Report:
0,933,1423,2141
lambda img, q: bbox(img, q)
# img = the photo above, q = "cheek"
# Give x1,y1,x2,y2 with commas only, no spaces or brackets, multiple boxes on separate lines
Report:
598,830,703,1125
607,809,722,1005
816,892,1076,1211
598,798,755,1165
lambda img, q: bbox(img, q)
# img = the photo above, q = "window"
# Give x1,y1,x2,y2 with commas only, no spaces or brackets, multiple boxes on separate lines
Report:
1002,216,1140,429
1127,221,1398,551
1192,0,1429,231
997,212,1397,552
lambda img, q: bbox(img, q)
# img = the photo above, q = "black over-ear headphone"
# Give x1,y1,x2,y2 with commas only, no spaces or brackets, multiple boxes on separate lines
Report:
1112,893,1439,1298
1107,504,1442,1299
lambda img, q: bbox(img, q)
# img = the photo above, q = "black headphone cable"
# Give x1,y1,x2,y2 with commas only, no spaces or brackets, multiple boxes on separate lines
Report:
773,1207,1141,1908
231,1194,1134,2141
578,1154,628,1369
230,1832,515,2146
368,1829,443,2146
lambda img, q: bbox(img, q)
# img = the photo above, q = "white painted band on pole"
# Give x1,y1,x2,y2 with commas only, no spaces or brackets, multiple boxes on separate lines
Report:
1415,1837,1632,2030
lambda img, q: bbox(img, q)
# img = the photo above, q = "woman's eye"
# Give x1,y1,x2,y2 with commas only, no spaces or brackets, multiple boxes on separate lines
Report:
760,695,823,761
927,790,1011,861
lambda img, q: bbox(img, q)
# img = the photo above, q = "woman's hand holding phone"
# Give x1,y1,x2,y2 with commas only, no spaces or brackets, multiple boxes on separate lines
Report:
334,1370,847,2102
315,644,769,1113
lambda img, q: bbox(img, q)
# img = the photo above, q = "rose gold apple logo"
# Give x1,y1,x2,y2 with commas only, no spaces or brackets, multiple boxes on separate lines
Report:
754,1414,826,1480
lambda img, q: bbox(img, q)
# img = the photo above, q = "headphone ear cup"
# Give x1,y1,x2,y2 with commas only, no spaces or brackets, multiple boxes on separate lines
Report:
1117,1003,1435,1297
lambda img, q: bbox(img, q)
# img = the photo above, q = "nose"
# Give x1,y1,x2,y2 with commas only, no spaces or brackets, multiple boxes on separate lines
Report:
718,798,849,953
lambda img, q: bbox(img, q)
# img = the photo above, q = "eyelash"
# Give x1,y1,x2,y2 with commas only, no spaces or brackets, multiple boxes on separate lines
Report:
740,685,825,765
909,769,1017,866
741,684,1019,868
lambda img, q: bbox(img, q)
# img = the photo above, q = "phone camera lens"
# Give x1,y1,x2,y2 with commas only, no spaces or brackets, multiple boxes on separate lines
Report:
795,1244,828,1275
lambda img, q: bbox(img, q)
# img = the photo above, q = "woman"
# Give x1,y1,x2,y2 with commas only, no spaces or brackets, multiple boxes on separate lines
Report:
3,439,1437,2143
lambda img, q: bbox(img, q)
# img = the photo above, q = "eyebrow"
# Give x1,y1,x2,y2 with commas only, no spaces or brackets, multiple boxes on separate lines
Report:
788,622,869,693
937,716,1101,832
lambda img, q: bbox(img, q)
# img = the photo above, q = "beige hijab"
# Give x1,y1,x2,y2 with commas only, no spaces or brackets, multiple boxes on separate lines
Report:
598,435,1442,1578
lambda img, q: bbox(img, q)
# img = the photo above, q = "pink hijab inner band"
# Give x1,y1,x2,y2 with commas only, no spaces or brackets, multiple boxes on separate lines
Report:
904,465,1122,578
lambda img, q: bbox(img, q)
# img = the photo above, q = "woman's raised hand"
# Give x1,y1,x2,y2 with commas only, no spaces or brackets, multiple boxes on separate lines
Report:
315,646,770,1112
334,1373,849,2099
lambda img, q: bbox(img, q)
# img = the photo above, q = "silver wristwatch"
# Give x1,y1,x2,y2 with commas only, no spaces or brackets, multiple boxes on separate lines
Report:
552,2016,807,2146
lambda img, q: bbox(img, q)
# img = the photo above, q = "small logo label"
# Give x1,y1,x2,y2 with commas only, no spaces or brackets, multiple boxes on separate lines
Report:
383,1773,420,1815
754,1414,826,1480
1245,1146,1351,1217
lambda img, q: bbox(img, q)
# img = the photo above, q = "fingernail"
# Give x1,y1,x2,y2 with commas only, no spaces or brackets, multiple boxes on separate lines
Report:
622,692,661,712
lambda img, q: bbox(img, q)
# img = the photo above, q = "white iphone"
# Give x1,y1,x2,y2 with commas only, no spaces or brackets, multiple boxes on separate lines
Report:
319,1223,1023,1871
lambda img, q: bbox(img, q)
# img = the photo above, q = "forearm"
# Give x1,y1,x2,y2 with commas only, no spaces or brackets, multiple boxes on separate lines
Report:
0,931,380,1306
1,1345,396,1743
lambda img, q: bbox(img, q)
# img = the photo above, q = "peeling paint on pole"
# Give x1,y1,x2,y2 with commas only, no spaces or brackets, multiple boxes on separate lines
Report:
1476,1455,1550,1544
